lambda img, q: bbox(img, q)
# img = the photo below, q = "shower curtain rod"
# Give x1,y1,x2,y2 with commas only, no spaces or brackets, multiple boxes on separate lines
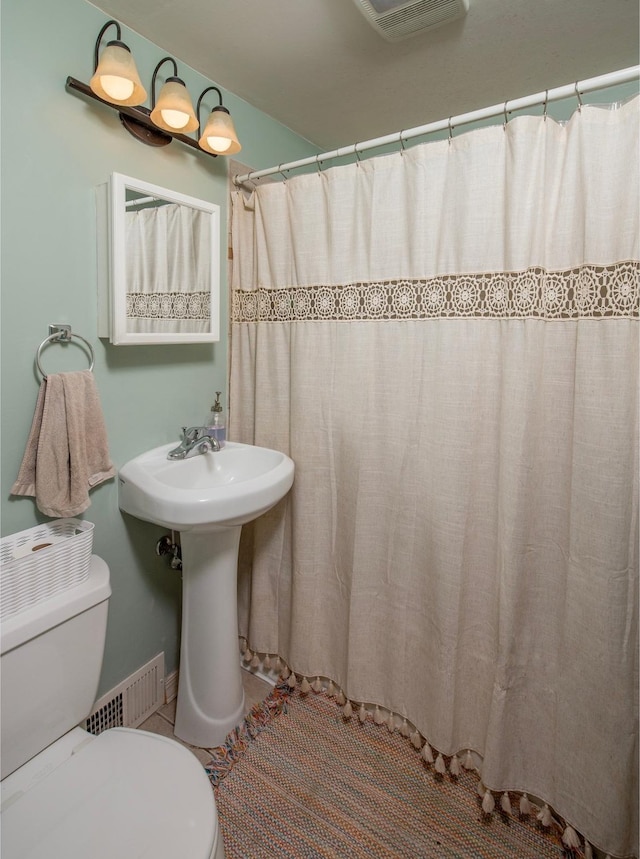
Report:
233,65,639,186
125,196,156,208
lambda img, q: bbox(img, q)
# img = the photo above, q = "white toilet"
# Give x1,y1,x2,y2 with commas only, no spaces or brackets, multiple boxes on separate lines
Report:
0,554,226,859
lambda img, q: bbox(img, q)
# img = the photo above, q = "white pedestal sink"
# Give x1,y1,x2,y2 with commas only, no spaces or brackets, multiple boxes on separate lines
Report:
118,441,294,747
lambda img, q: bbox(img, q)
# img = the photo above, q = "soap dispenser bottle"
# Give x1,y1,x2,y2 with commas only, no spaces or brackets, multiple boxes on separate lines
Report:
205,392,226,447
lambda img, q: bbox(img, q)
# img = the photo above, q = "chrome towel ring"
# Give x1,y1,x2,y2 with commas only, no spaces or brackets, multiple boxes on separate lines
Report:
36,324,95,380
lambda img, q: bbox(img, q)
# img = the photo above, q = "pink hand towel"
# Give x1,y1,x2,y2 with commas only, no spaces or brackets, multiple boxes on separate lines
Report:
12,370,115,517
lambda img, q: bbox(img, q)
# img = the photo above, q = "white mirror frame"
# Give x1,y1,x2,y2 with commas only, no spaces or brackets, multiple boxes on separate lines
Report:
97,173,220,345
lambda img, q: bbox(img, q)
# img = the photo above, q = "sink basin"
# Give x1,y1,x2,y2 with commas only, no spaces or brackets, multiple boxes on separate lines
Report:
118,440,294,748
118,441,294,531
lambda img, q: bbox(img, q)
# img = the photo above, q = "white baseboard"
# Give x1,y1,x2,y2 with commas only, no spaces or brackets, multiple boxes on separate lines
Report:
241,663,277,687
164,668,179,703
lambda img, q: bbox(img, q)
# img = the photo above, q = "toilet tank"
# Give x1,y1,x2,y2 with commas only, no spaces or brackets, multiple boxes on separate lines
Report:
0,555,111,779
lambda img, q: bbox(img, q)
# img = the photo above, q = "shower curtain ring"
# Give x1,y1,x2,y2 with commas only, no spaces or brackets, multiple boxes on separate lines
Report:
277,164,288,182
354,143,362,163
448,117,454,144
398,132,406,154
503,101,510,130
575,82,583,112
316,154,324,173
543,90,548,122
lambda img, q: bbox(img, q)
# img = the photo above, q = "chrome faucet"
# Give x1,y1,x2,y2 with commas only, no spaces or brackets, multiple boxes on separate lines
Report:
167,427,221,460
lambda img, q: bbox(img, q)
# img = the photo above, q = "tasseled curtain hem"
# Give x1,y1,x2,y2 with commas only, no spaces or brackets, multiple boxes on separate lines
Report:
239,637,628,859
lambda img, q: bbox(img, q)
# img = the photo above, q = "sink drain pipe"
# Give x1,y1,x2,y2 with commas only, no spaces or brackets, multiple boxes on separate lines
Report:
156,532,182,570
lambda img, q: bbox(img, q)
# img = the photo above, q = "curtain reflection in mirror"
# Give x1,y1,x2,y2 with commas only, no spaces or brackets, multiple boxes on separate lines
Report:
125,202,211,334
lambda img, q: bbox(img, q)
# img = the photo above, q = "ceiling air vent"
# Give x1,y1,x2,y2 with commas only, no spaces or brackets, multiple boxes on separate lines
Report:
353,0,469,42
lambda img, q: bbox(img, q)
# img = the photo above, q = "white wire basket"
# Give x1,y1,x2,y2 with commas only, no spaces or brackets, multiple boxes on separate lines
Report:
0,519,94,621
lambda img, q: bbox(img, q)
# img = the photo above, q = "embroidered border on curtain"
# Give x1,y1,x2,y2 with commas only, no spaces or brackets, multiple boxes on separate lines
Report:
232,264,638,322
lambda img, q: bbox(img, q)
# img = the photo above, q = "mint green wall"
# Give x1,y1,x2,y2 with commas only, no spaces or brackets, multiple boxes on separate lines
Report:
1,0,319,695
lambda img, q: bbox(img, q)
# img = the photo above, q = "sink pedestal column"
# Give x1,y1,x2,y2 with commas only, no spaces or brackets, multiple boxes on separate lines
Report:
174,526,245,748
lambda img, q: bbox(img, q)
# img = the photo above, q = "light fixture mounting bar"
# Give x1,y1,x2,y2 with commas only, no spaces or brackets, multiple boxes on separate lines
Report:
65,76,218,157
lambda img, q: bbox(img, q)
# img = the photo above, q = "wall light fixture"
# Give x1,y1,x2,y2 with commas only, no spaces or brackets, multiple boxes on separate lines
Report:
197,86,242,156
150,57,199,134
67,19,241,158
89,20,146,106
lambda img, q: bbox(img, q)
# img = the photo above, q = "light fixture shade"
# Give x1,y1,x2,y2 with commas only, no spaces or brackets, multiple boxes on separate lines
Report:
198,107,241,155
89,42,146,106
150,78,199,132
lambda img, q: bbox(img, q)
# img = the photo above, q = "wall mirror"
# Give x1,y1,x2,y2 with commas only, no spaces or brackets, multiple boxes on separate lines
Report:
97,173,220,345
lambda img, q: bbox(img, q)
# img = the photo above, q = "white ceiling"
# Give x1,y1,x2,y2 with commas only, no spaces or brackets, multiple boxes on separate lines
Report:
91,0,639,152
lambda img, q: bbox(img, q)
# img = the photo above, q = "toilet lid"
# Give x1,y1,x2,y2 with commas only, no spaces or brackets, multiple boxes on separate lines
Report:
1,728,218,859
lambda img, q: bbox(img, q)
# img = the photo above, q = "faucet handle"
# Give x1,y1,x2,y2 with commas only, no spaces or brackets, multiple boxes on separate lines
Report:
183,426,202,443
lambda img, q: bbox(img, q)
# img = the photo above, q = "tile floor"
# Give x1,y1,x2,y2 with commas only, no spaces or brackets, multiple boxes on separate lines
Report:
138,669,274,764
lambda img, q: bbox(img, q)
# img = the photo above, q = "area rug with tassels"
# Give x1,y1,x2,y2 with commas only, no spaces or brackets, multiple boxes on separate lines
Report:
206,678,581,859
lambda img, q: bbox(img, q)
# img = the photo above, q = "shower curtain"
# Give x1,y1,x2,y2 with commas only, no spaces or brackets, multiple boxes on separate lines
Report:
126,203,210,334
230,97,639,858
